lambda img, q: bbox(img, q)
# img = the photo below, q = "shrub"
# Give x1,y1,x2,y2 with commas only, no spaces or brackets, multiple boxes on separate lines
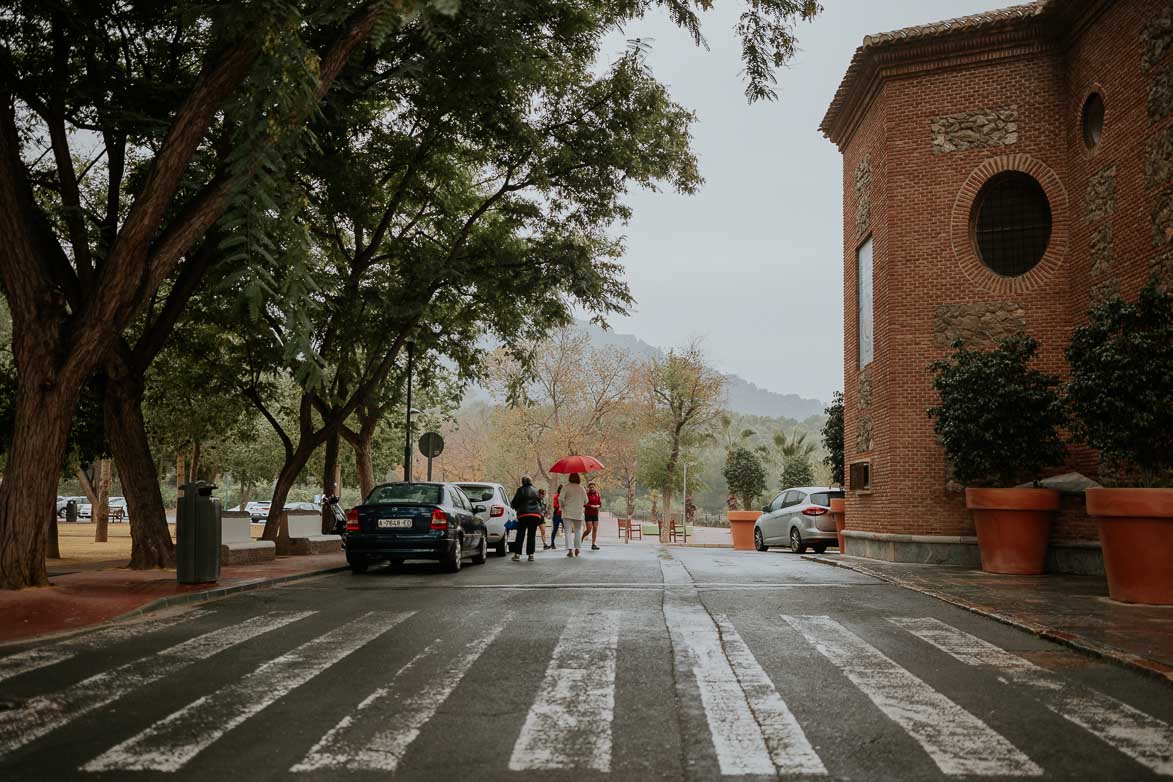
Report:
780,455,815,488
821,391,844,486
928,334,1067,487
1066,278,1173,487
722,446,767,511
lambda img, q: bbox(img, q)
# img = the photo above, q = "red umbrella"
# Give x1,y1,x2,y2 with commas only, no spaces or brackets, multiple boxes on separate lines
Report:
549,455,605,474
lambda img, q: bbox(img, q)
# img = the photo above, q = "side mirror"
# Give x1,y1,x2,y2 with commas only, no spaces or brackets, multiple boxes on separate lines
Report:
762,505,770,514
472,504,487,514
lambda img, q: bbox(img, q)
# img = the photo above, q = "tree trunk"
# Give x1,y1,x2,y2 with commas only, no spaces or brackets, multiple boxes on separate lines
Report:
351,431,375,499
240,481,252,509
176,452,186,488
189,441,201,483
625,478,636,521
75,464,99,508
47,514,60,559
321,432,339,534
94,459,112,543
261,443,317,541
103,377,175,568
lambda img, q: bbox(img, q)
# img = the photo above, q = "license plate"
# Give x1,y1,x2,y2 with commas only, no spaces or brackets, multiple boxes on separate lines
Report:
378,518,413,529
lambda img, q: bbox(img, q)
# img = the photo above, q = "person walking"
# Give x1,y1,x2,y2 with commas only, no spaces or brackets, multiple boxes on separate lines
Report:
537,488,551,550
559,473,588,557
584,480,602,551
549,484,563,549
510,476,544,562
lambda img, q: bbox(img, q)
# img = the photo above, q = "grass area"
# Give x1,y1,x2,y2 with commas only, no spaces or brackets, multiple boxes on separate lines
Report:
51,521,264,570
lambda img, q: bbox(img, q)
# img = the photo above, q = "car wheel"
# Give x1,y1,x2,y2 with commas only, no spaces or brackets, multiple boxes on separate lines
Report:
472,534,488,565
812,543,827,554
349,561,368,574
754,528,768,552
495,536,508,557
58,508,67,519
789,528,808,554
443,537,463,573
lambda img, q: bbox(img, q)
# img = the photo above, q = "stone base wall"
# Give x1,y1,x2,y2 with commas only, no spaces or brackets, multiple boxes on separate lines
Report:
221,542,276,565
842,530,1104,575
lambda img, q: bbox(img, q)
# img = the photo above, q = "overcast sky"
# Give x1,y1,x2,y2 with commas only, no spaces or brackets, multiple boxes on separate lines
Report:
599,0,1011,403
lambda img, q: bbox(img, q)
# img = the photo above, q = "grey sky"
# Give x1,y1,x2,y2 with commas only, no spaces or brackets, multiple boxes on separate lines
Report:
600,0,1011,404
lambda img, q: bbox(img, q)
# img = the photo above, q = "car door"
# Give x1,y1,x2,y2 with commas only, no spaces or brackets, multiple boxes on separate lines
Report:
782,491,807,539
451,487,479,551
762,492,787,543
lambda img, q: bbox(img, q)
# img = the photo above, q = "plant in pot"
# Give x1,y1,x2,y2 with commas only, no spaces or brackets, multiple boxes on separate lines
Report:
928,334,1068,574
722,445,767,551
822,391,846,551
1066,278,1173,604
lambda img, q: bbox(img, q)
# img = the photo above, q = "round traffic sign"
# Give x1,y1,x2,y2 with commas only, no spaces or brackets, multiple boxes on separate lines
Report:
418,431,445,458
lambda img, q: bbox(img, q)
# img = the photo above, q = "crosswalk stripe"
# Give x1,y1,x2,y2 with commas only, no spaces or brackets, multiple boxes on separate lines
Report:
509,611,620,772
84,611,412,773
713,615,826,776
782,615,1042,777
0,612,192,684
293,620,504,772
0,610,312,759
891,617,1173,776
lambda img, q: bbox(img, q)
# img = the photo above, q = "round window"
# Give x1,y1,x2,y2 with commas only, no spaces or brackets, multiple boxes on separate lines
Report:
1082,92,1104,150
972,171,1052,277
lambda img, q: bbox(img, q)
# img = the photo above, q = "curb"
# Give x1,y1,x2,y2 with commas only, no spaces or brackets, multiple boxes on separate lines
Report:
801,554,1173,687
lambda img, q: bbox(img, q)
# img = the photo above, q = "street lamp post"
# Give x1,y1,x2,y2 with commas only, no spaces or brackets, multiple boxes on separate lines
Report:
403,335,415,482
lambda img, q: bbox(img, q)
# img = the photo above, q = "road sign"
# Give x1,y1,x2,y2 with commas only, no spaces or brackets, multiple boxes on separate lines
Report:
419,432,444,458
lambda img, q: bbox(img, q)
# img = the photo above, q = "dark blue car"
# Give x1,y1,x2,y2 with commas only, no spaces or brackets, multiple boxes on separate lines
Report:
343,482,488,574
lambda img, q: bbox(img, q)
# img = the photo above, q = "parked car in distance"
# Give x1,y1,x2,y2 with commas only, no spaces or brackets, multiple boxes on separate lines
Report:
344,482,488,574
455,482,516,557
57,496,87,519
754,487,844,554
245,501,271,522
78,496,129,521
283,501,320,512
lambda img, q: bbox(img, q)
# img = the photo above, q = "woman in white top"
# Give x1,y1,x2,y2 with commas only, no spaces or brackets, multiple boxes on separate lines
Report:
559,473,588,557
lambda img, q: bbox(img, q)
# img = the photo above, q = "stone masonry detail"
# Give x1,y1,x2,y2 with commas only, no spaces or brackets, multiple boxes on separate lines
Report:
1153,250,1173,291
1150,61,1173,121
1142,0,1173,70
1086,165,1117,222
933,302,1026,347
1090,225,1114,275
855,365,873,454
930,107,1018,153
854,154,872,237
1145,124,1173,190
1155,189,1173,246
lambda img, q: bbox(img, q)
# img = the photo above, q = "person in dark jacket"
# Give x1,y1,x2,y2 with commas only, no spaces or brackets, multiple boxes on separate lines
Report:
510,476,544,562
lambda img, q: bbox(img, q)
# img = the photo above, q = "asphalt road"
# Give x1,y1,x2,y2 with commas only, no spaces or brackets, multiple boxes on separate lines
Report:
1,543,1171,781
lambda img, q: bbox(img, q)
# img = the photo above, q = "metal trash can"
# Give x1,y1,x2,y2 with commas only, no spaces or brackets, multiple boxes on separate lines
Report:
176,481,221,584
66,499,78,524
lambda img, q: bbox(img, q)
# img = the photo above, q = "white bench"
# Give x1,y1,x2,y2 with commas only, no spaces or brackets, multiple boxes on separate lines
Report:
281,511,342,555
220,511,276,564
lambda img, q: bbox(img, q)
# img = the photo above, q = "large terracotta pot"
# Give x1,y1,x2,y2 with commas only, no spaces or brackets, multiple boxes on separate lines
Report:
727,511,761,551
1086,488,1173,605
965,488,1060,575
829,498,846,553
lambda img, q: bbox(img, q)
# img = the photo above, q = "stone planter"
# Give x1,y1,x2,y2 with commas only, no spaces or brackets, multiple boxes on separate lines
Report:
829,498,846,553
1086,488,1173,605
727,511,760,551
965,488,1060,575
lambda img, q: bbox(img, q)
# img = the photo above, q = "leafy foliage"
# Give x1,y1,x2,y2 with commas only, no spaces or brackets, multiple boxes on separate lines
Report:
821,391,844,486
1065,278,1173,487
722,445,767,510
779,453,814,488
928,335,1067,488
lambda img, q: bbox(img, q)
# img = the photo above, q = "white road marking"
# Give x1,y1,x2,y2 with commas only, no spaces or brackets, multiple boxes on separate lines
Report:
509,612,620,772
0,610,312,759
294,620,504,772
714,615,826,776
84,611,412,772
891,617,1173,775
782,614,1041,777
0,612,192,684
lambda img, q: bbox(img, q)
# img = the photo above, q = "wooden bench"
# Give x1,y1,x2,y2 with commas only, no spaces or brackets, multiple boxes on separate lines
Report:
669,513,688,544
617,518,642,542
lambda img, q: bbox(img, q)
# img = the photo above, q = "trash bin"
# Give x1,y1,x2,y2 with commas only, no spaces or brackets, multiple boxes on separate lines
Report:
176,481,221,584
66,499,77,524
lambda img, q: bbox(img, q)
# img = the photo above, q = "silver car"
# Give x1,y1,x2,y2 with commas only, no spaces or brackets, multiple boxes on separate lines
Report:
754,486,843,554
456,482,517,557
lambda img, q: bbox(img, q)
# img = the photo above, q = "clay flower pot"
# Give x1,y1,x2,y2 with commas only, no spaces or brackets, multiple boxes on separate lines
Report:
829,498,846,553
727,511,761,551
965,488,1060,575
1086,488,1173,605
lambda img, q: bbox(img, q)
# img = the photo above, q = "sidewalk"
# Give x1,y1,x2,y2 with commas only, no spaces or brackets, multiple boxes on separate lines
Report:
0,553,346,645
803,554,1173,685
596,513,732,547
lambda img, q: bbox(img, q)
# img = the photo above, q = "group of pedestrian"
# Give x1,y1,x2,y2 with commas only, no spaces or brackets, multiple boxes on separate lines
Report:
508,472,602,561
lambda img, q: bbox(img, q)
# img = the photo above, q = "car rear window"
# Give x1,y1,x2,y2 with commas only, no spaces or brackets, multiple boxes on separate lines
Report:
809,491,844,507
366,484,442,505
457,484,496,503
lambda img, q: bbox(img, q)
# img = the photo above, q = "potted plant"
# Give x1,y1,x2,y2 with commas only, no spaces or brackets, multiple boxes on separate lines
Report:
822,392,847,552
722,445,766,550
928,334,1067,574
1066,278,1173,604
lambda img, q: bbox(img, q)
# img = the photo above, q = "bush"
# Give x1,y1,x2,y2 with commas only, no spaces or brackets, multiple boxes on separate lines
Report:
722,446,767,510
928,334,1067,487
780,455,815,488
821,391,844,486
1066,278,1173,487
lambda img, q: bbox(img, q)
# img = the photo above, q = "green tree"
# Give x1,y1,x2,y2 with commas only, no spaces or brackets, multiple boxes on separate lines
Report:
722,446,767,510
821,391,844,486
780,454,815,488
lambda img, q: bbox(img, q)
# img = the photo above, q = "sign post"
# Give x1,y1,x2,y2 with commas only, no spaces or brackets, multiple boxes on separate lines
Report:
418,432,445,481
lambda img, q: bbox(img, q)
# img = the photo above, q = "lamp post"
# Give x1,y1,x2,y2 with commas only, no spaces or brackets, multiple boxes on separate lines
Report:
403,334,415,482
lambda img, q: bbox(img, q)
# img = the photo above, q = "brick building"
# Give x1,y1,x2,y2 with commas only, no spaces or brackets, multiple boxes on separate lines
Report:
822,0,1172,572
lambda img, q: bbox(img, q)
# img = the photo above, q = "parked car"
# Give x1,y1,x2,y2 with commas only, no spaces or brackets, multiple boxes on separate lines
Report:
78,496,128,521
455,482,517,557
283,501,320,512
343,482,488,574
57,496,86,519
245,501,271,522
754,486,844,554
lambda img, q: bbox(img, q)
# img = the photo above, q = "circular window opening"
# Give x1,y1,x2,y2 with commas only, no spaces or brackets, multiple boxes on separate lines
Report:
1082,92,1104,150
972,171,1053,277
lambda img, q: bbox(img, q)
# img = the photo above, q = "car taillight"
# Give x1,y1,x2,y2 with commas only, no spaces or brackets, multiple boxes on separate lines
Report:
490,505,504,517
430,508,448,530
346,508,359,531
802,507,828,516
